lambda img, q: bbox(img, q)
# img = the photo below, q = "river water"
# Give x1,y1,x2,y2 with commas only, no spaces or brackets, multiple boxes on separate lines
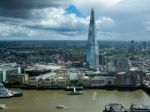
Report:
0,89,150,112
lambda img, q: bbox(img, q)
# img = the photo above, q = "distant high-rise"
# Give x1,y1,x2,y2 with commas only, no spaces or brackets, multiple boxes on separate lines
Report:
143,41,147,49
128,40,136,53
87,8,99,71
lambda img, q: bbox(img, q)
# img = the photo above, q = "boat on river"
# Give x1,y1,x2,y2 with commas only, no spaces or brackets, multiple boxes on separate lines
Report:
67,91,85,95
11,91,23,97
104,103,127,112
67,86,85,95
56,105,66,109
0,104,6,109
130,104,150,112
0,83,13,98
0,83,23,98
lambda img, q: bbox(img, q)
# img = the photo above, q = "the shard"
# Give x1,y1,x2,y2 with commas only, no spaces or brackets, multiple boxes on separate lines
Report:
87,8,99,71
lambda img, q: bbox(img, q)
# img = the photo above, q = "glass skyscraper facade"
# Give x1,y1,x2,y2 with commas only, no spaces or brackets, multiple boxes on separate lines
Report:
87,9,99,71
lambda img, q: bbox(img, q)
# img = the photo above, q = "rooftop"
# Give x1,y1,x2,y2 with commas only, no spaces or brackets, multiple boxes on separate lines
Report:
26,64,62,71
33,72,57,81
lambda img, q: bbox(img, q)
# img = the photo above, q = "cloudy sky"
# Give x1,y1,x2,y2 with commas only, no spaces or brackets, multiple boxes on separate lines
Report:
0,0,150,40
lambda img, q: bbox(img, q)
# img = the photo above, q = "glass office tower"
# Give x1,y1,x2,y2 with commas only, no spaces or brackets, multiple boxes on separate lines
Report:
87,8,99,71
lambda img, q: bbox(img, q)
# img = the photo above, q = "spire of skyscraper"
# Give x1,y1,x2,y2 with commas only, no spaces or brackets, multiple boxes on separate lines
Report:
88,8,96,46
87,8,99,71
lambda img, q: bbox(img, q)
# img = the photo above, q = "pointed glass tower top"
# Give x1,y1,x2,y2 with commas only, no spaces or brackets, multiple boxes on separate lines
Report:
88,8,96,46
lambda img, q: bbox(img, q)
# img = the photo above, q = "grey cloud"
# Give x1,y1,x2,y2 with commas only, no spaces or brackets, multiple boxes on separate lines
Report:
0,0,67,18
110,0,150,13
0,0,65,9
0,8,30,18
25,24,86,36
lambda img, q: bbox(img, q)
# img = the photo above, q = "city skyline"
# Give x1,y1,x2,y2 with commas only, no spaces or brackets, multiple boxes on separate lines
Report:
0,0,150,40
0,1,150,111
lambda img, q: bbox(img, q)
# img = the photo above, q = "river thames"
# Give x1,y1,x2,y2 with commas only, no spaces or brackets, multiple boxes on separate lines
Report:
0,89,150,112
